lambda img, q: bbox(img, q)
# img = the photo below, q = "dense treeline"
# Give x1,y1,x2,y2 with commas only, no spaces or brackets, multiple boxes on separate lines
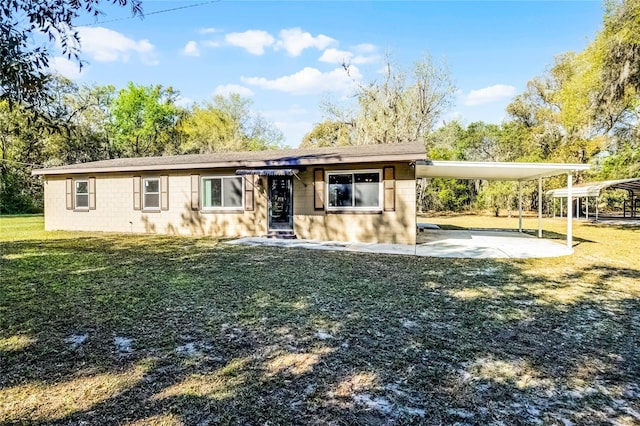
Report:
1,0,638,214
0,79,283,213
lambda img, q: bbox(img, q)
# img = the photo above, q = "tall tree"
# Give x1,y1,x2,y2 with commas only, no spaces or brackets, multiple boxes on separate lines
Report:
0,101,46,212
598,0,640,108
323,55,455,145
45,80,117,163
567,0,640,178
180,94,283,153
300,120,351,148
505,1,639,177
109,82,182,157
1,0,142,108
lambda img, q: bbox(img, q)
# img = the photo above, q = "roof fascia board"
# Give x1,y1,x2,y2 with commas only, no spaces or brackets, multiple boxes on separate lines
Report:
32,153,424,176
518,167,589,181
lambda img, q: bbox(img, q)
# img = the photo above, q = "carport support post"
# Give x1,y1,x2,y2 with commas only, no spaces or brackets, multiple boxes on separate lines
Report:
586,197,589,220
538,177,543,238
560,198,563,218
596,196,599,222
518,181,523,233
567,173,573,248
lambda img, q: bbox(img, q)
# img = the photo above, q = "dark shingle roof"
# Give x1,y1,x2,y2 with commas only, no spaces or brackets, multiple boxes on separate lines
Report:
33,143,426,175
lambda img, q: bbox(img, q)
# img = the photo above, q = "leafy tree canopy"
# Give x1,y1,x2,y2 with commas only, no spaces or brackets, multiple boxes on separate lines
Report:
300,120,351,148
0,0,142,108
109,82,182,157
180,94,284,153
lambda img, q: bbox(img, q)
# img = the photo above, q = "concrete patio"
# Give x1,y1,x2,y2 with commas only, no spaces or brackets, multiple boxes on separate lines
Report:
226,229,573,259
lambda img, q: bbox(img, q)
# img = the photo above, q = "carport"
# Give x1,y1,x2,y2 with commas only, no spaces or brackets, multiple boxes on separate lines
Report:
546,177,640,221
415,160,591,247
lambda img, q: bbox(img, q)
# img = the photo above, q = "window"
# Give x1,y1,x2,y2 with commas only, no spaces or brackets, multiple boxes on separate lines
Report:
143,178,160,210
327,170,381,210
202,176,243,209
75,180,89,209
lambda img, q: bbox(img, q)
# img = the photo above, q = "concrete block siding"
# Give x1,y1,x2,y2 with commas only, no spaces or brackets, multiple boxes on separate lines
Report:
292,163,416,244
43,162,416,245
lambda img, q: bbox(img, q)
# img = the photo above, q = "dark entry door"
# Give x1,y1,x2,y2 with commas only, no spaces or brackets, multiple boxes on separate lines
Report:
268,176,293,230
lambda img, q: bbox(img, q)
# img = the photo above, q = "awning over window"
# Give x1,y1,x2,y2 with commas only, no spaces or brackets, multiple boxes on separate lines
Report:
236,169,299,176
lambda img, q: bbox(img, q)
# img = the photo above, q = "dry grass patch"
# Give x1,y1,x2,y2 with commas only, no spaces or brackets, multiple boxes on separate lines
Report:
153,358,249,401
265,347,333,377
0,361,150,423
0,334,37,352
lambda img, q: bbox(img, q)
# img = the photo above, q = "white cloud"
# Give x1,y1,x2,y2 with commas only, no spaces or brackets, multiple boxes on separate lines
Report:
351,54,380,65
49,56,83,79
354,43,376,53
77,26,157,65
214,84,254,97
202,40,220,48
319,48,354,64
241,66,361,95
319,48,378,65
225,30,274,55
183,41,200,57
275,27,335,56
199,27,220,34
463,84,516,106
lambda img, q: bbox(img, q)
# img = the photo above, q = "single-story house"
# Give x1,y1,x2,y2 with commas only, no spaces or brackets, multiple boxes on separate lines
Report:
32,143,425,244
32,143,592,247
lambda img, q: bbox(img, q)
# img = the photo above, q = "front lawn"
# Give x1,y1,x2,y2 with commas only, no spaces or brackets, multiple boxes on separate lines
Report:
1,215,639,425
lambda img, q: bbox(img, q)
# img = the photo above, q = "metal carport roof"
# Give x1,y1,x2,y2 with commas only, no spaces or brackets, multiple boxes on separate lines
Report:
415,160,591,249
415,160,590,181
546,177,640,198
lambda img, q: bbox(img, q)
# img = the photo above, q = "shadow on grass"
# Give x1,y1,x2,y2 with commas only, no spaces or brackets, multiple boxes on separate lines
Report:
537,229,595,243
1,234,639,424
584,222,640,231
428,224,468,231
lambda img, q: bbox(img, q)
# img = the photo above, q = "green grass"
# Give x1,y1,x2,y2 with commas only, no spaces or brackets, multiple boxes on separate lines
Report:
1,215,639,425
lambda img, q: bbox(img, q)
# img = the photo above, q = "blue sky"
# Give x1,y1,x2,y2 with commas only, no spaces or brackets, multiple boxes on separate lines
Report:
51,1,604,147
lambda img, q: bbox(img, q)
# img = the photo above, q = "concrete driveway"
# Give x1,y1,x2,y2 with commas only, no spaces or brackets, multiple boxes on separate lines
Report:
227,229,573,259
416,229,572,258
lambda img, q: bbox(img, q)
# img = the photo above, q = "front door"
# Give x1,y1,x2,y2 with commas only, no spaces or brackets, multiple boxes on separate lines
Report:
268,176,293,231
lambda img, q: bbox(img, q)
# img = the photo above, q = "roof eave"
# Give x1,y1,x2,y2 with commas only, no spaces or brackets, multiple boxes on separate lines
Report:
32,152,425,176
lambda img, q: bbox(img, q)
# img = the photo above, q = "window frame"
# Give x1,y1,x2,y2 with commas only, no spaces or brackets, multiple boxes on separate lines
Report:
326,169,383,212
142,177,161,211
74,179,89,210
200,175,245,211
